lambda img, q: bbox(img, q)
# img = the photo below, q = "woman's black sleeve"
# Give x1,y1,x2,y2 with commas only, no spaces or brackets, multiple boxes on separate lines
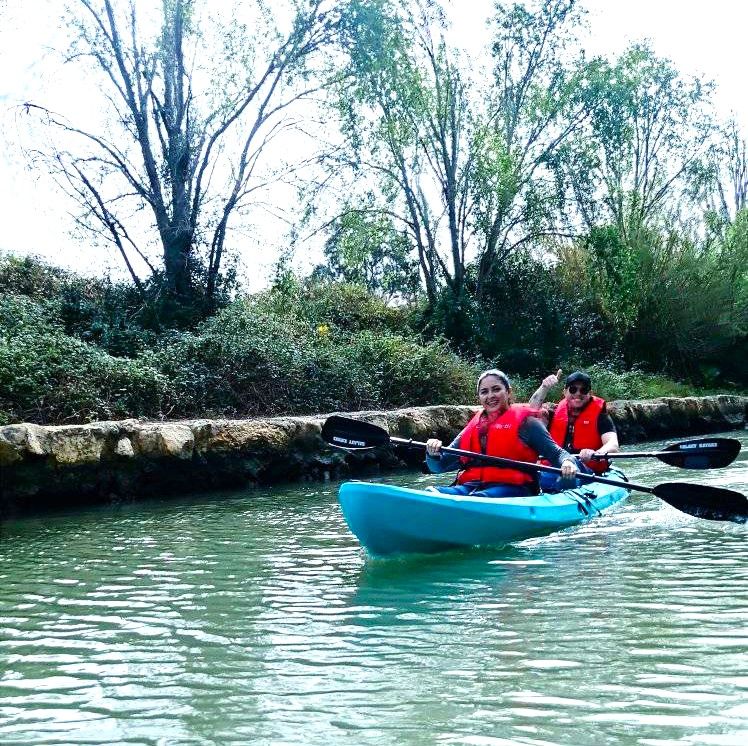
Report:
519,417,574,466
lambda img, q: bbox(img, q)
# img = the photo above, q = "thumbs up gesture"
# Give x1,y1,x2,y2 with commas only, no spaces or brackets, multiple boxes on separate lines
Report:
542,368,563,389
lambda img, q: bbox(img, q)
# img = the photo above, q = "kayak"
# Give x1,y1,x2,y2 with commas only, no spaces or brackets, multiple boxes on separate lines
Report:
338,471,630,556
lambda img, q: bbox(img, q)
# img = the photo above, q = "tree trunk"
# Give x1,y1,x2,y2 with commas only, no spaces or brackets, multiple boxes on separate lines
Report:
162,227,194,301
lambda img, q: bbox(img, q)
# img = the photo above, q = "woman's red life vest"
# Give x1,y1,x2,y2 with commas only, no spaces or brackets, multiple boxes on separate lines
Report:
457,404,539,487
548,395,609,474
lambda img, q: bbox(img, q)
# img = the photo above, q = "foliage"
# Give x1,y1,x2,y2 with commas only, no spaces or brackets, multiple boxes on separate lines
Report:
557,222,748,380
550,43,715,235
0,272,479,425
472,0,596,292
0,295,167,425
557,363,699,402
148,290,478,418
5,1,748,426
257,276,411,334
311,209,421,301
332,0,476,301
0,253,167,356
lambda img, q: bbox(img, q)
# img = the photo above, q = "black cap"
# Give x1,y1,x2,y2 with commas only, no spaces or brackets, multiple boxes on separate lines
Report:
565,371,591,388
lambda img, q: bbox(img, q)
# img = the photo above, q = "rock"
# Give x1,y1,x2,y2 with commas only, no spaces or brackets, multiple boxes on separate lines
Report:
46,425,110,465
133,424,194,459
114,437,135,458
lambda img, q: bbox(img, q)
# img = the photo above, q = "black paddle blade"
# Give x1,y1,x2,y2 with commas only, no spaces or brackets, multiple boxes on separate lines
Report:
653,482,748,523
660,438,742,469
321,415,390,450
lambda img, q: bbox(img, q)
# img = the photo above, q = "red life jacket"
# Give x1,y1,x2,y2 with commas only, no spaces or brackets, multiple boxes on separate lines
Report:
457,404,538,487
549,395,609,474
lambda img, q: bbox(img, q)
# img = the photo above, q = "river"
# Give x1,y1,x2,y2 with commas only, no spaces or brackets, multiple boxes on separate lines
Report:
1,431,747,745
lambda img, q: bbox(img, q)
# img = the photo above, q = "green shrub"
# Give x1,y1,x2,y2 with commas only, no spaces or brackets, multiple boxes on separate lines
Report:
151,299,478,418
559,224,748,382
0,295,167,423
255,278,409,334
0,253,211,357
522,361,702,405
1,250,739,426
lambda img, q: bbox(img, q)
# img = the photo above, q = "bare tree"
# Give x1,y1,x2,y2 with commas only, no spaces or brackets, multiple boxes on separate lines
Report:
24,0,338,310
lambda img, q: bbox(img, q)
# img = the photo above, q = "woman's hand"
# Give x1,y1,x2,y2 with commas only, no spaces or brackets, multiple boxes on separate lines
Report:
560,458,578,479
426,438,443,457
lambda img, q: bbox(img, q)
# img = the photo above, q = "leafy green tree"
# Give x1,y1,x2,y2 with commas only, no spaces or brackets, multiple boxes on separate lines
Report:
312,208,421,301
472,0,597,297
551,43,715,240
331,0,596,307
332,0,475,303
700,121,748,233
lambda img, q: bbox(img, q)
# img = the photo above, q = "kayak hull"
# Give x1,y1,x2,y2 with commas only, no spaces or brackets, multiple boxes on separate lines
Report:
338,474,629,556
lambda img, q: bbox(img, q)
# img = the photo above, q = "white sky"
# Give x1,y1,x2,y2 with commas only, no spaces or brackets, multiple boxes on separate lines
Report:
1,0,747,289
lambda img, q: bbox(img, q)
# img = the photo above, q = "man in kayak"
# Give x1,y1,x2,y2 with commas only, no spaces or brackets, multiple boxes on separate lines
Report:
529,369,620,491
425,369,580,497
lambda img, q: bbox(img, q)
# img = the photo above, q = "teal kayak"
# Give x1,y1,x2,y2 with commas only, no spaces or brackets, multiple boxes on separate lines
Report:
338,472,630,556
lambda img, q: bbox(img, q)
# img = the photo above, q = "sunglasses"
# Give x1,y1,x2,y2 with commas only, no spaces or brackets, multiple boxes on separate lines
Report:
567,384,590,394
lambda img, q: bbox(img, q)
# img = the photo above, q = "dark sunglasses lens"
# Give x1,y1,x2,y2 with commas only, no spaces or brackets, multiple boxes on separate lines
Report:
568,385,590,394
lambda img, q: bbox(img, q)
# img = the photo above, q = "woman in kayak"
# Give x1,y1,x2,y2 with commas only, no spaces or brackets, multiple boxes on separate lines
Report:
425,369,579,497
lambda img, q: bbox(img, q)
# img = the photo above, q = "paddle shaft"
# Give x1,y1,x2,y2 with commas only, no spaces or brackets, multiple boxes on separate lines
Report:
391,436,653,495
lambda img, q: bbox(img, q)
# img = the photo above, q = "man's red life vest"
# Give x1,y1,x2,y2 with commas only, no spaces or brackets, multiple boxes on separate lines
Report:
548,395,609,474
457,404,538,487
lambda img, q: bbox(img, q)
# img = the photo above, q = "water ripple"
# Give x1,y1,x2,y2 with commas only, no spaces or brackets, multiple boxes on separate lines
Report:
1,433,747,744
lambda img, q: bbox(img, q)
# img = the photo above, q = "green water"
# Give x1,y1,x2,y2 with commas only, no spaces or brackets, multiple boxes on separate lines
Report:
1,432,747,746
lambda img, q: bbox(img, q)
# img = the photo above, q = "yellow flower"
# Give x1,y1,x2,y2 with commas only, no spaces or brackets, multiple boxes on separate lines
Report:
316,324,330,336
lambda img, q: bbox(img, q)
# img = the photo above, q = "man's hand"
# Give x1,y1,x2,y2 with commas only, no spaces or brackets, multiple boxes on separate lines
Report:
578,448,595,462
529,368,563,408
541,368,563,389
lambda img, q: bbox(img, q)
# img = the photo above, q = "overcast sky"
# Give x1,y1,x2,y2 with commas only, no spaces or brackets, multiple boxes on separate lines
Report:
1,0,746,288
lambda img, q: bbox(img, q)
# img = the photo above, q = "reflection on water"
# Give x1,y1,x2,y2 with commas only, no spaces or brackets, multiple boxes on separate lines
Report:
1,432,747,745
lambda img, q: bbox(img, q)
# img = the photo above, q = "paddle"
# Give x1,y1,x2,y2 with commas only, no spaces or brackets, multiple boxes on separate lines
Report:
321,415,748,523
590,437,741,469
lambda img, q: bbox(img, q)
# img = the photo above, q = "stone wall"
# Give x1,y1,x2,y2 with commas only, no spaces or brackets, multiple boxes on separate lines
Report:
0,395,745,515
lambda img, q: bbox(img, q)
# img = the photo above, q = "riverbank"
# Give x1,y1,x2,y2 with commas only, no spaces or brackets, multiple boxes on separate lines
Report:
1,395,745,515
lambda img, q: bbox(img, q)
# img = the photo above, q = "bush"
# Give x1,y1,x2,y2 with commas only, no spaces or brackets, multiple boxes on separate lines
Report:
559,224,748,383
566,363,697,401
412,251,612,379
151,298,478,418
1,250,739,426
0,295,167,424
0,253,215,357
255,277,410,334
